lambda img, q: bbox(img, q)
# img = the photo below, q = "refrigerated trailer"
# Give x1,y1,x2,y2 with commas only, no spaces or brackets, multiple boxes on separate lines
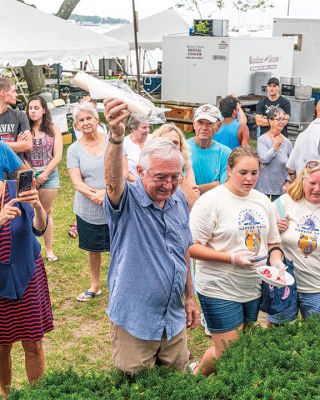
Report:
161,35,294,104
273,17,320,86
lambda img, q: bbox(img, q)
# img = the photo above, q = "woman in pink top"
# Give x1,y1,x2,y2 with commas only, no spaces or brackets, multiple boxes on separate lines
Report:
25,95,63,262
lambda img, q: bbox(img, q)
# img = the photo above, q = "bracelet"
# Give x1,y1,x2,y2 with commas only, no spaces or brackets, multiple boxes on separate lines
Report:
109,135,124,145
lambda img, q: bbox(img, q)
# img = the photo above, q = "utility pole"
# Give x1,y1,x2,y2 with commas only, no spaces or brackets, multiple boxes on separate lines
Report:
287,0,291,16
132,0,141,94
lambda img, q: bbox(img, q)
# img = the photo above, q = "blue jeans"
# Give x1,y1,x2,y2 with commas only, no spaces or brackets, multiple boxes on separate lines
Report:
197,293,261,333
267,292,320,324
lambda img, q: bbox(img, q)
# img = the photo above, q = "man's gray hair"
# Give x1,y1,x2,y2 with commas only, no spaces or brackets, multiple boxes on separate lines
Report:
73,102,99,121
139,137,185,170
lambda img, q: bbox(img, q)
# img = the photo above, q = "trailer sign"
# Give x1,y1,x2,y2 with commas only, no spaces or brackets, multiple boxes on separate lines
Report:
186,45,204,60
249,54,280,71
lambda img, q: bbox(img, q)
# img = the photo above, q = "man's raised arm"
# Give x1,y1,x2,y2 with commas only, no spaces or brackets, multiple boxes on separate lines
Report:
104,99,130,208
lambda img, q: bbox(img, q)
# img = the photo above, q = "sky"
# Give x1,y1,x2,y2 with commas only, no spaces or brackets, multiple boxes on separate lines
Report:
27,0,320,27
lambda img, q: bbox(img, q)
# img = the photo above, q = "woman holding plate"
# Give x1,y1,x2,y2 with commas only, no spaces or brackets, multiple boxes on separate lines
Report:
189,146,284,376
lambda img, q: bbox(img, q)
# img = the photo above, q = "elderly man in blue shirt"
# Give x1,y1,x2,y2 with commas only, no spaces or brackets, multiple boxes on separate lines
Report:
103,99,199,375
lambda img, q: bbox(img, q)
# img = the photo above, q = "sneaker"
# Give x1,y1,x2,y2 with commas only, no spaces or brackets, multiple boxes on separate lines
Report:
189,362,200,375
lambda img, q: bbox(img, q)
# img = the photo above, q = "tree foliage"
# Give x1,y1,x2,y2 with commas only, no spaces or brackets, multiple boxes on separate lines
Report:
176,0,274,17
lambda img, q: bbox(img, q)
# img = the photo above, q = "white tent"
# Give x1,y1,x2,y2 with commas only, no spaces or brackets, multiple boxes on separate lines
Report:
0,0,129,67
105,8,190,50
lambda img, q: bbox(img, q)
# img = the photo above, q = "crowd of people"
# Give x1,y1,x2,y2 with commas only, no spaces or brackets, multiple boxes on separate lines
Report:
1,75,320,397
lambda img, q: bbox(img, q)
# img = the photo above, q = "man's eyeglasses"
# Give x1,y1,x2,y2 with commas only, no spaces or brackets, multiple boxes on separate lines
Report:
144,169,184,184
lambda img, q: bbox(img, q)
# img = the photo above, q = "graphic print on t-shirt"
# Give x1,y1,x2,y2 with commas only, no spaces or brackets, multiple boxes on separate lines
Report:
238,209,267,254
0,124,15,142
264,103,281,116
296,214,320,258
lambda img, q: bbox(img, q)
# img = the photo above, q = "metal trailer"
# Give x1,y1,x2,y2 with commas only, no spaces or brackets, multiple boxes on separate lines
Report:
161,35,294,104
273,17,320,87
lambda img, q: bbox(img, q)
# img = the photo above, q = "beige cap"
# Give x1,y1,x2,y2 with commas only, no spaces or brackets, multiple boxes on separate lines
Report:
194,104,222,123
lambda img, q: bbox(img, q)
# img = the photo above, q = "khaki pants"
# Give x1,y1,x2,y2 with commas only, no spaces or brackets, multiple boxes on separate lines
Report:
110,322,189,375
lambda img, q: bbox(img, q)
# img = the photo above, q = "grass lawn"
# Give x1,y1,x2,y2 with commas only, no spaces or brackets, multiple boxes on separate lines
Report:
10,144,211,388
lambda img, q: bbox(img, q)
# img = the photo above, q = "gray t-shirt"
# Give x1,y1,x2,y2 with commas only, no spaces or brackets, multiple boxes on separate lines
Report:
67,136,108,225
255,134,292,195
0,108,30,143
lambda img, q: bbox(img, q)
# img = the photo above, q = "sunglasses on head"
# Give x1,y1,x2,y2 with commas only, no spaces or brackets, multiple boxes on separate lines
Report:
306,161,320,169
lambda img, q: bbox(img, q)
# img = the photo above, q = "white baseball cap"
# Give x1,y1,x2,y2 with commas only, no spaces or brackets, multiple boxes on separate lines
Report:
194,104,222,123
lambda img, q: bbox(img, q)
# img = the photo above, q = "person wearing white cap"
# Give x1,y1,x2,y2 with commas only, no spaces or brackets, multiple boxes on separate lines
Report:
188,104,231,195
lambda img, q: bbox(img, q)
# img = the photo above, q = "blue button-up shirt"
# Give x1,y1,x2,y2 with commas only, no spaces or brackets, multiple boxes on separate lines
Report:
104,179,192,341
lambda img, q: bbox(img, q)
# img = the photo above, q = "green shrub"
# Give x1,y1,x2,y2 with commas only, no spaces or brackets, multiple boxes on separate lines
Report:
8,316,320,399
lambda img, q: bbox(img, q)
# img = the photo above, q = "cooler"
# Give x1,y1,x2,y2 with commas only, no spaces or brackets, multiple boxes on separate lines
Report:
142,74,162,94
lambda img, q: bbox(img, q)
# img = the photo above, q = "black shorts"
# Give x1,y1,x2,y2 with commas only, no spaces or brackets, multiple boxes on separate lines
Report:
76,215,110,252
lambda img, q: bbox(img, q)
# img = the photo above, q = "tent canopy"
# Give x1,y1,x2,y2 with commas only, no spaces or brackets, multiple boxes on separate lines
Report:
105,8,190,50
0,0,129,67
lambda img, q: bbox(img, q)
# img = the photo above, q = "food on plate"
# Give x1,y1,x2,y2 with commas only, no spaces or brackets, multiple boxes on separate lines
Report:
261,267,286,285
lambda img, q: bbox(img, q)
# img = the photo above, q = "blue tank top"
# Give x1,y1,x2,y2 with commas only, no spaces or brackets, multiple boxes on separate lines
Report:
214,119,240,150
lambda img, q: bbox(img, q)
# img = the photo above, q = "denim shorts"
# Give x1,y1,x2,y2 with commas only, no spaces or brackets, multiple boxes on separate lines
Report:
268,292,320,324
38,169,60,189
197,292,261,333
76,215,110,252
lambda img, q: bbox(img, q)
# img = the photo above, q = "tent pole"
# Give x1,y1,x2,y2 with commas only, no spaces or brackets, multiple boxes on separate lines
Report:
132,0,141,94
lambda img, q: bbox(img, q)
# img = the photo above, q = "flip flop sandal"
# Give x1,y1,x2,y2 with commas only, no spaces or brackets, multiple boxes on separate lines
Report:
68,223,78,238
47,255,59,262
76,289,102,302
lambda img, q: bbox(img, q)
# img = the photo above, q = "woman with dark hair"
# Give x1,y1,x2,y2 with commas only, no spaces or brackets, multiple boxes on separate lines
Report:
255,106,292,201
25,95,63,262
189,146,283,376
0,143,53,399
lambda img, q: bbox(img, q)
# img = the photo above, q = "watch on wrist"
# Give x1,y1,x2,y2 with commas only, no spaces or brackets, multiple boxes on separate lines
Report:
109,131,124,145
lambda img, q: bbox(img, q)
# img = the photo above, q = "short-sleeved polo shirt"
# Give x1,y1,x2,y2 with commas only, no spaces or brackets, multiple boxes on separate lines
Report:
104,179,192,341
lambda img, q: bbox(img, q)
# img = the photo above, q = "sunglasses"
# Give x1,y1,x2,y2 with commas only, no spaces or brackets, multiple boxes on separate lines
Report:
306,161,320,169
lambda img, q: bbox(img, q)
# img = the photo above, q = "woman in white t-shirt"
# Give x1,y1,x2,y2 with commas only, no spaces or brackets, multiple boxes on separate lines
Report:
269,160,320,325
189,146,283,376
123,114,151,180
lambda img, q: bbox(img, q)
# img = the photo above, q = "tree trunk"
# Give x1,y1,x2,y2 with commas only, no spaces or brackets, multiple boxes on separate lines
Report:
55,0,81,19
22,60,45,95
20,0,81,95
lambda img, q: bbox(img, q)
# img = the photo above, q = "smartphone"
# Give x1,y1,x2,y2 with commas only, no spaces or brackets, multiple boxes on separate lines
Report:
248,254,268,263
16,169,34,197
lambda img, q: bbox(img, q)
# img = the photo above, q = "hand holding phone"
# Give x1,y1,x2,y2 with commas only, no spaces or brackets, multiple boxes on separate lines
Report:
16,169,34,197
248,254,268,263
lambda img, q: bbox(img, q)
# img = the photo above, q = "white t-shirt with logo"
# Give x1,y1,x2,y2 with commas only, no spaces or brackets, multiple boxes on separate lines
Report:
276,194,320,293
190,185,280,302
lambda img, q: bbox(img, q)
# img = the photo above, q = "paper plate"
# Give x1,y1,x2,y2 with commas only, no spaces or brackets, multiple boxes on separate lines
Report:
257,266,295,288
